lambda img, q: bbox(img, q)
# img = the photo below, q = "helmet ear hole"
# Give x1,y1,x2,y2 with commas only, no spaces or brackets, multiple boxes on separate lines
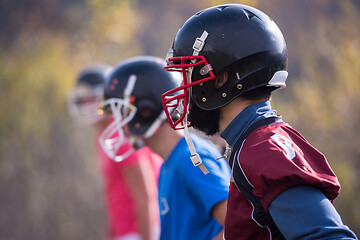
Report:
129,99,159,135
140,106,152,118
137,99,157,119
215,71,229,89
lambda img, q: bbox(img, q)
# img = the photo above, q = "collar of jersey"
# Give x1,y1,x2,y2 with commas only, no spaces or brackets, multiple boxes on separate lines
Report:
220,100,277,148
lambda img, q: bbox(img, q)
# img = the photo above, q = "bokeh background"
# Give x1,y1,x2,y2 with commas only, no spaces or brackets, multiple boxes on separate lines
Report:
0,0,359,239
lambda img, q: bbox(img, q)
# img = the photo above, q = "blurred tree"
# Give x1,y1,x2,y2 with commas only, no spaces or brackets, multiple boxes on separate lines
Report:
0,34,107,239
0,0,86,47
78,0,142,64
272,0,360,234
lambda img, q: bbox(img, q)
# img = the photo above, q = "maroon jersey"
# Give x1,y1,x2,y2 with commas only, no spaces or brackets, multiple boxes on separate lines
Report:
224,119,340,240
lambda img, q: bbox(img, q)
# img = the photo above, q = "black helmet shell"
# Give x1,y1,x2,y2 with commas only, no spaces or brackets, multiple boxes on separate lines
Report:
77,64,112,87
170,4,288,110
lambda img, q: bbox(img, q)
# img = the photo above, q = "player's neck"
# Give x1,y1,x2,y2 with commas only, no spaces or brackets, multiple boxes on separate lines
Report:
144,123,183,161
219,99,262,133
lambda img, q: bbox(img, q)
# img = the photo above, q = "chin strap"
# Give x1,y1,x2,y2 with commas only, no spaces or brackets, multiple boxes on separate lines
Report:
144,110,168,139
179,30,210,175
144,106,177,138
183,114,209,175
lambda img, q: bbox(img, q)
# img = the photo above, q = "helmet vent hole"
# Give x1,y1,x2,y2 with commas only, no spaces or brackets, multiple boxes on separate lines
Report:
243,9,256,20
195,10,203,16
217,6,229,11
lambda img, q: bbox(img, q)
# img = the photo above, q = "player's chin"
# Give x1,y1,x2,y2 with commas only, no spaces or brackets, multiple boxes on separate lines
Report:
188,102,220,136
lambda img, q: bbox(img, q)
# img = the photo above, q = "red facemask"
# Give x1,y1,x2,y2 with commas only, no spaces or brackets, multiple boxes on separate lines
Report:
161,55,215,130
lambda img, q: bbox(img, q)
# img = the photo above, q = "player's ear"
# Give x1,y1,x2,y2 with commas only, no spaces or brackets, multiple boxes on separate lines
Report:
215,71,229,89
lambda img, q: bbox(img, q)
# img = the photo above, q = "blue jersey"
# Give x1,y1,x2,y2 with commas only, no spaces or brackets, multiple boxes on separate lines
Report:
158,134,231,240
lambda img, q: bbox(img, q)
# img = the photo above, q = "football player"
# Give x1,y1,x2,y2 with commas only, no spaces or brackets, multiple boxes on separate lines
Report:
161,4,358,240
68,64,161,240
98,56,231,240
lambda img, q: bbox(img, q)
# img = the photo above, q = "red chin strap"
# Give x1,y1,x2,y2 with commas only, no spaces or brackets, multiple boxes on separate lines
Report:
161,55,215,130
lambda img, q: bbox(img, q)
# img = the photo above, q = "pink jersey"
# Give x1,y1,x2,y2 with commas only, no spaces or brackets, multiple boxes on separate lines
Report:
96,136,162,238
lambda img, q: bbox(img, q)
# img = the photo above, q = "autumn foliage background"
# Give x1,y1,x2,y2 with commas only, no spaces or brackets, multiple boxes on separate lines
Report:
0,0,359,239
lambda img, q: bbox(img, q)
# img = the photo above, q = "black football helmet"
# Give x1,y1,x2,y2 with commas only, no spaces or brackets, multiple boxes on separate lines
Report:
162,4,288,130
67,64,112,125
98,56,181,161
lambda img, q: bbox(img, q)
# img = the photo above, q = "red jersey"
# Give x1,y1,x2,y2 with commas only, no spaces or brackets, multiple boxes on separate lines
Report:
224,120,340,240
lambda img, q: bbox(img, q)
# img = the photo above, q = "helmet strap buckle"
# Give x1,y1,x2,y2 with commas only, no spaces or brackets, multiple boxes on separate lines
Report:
192,31,209,56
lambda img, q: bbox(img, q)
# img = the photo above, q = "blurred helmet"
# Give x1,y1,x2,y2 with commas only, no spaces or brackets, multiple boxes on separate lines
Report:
98,56,181,161
67,64,112,125
162,4,288,129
